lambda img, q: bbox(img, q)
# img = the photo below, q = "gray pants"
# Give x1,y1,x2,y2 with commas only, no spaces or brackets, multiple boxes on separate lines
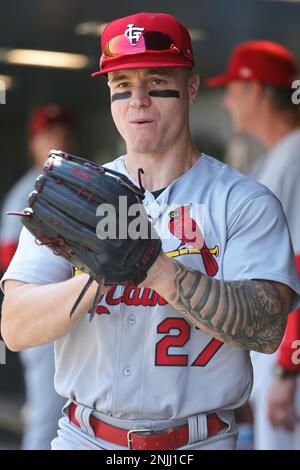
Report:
51,404,238,450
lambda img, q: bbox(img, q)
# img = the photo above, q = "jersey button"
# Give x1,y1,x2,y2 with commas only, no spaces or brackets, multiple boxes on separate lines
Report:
128,315,136,325
123,366,132,376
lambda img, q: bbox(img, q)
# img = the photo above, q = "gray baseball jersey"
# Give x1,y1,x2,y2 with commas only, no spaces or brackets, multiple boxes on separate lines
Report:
0,168,39,270
2,154,300,422
249,129,300,450
250,128,300,253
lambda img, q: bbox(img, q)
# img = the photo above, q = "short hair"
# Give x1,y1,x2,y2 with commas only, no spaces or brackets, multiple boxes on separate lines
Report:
264,84,300,114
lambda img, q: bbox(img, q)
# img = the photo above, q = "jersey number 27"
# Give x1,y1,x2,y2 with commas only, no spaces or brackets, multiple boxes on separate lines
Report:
155,317,223,366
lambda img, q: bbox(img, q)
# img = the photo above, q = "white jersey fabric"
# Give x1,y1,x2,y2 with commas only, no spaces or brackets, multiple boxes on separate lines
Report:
2,153,300,424
250,128,300,253
249,129,300,450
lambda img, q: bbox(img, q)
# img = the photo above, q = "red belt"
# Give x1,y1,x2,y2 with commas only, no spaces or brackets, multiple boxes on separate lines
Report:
68,403,227,450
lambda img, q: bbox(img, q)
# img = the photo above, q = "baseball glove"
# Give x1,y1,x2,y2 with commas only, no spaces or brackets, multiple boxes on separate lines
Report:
11,150,162,319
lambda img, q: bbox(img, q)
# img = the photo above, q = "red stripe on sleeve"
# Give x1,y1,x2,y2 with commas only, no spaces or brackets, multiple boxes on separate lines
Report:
277,254,300,372
0,242,18,271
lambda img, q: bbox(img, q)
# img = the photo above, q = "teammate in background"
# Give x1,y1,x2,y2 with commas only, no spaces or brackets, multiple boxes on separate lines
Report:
0,104,77,449
206,40,300,450
1,14,300,450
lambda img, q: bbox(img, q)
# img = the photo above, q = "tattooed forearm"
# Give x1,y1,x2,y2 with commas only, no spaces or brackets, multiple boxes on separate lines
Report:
166,261,287,353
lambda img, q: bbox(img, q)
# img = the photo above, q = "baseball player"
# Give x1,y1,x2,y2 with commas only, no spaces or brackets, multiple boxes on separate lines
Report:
206,40,300,449
1,13,300,451
0,104,77,449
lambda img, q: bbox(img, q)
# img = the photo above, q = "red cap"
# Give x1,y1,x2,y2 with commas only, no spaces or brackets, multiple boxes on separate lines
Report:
206,40,298,88
29,104,76,138
92,12,194,76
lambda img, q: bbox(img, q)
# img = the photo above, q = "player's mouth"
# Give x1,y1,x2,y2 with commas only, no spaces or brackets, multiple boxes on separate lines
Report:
129,119,155,127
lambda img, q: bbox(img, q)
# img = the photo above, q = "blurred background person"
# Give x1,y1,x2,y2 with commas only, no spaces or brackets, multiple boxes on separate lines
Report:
0,103,78,449
206,40,300,450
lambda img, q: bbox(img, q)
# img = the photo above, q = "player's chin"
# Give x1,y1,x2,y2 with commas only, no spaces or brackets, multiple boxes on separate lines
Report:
130,140,161,154
231,115,247,134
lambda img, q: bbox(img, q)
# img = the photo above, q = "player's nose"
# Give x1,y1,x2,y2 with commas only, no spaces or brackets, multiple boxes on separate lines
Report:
129,86,151,109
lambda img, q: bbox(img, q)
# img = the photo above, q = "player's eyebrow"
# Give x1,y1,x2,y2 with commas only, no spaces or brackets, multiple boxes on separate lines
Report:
109,73,130,84
143,68,174,79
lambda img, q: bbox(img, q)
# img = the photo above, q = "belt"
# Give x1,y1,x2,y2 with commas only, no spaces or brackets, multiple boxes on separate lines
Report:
68,403,227,450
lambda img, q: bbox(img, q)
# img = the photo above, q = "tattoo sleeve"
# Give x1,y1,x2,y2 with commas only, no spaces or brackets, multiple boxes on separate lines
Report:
167,261,287,353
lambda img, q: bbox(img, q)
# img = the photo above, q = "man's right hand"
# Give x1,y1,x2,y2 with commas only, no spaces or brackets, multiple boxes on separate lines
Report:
267,376,297,432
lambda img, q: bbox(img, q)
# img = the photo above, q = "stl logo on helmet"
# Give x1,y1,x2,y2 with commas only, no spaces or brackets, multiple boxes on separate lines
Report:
125,24,144,45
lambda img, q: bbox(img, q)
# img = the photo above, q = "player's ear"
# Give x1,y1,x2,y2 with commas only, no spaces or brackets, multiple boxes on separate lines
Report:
188,72,199,105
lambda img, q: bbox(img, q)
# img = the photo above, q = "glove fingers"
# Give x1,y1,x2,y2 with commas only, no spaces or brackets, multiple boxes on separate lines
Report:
22,208,143,284
22,211,106,280
35,176,99,228
32,197,126,256
21,151,162,286
34,175,151,258
44,155,141,207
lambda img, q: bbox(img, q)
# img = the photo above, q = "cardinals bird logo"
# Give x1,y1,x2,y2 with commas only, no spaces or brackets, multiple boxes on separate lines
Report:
168,204,219,277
